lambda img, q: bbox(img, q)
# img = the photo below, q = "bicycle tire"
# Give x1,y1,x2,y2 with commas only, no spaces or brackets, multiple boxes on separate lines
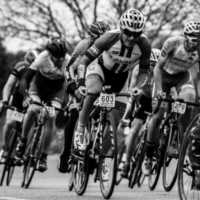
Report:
162,113,183,191
68,163,74,191
0,129,17,186
137,168,146,187
148,117,168,191
129,130,147,188
178,114,200,200
73,146,90,196
115,139,125,186
99,113,117,199
22,126,44,188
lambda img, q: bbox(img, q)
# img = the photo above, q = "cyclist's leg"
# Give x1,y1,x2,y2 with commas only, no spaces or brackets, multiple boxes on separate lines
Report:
142,82,170,175
38,86,65,172
58,105,79,173
176,76,196,132
15,82,41,161
0,109,16,162
74,61,104,150
122,94,151,177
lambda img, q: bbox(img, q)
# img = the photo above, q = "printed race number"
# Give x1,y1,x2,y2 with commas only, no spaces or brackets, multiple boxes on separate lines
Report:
100,93,115,108
172,101,186,114
12,110,24,122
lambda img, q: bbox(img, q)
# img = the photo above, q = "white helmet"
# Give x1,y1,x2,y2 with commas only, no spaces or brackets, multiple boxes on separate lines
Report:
24,50,38,64
184,21,200,36
120,8,146,32
150,48,161,62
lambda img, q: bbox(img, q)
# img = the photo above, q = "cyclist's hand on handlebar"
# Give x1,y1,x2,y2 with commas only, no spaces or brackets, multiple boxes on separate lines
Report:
155,91,166,100
66,81,76,95
76,86,87,98
22,96,32,107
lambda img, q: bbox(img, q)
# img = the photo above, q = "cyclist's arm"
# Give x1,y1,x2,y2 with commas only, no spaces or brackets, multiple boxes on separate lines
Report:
2,74,18,102
154,59,166,93
134,38,151,89
129,65,139,91
19,68,37,96
154,37,175,92
66,39,90,81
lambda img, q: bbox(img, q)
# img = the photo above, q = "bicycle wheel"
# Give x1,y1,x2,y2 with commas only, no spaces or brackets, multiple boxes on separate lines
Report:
72,146,90,196
178,114,200,200
99,113,117,199
148,120,168,191
115,139,125,186
22,126,43,188
0,129,17,186
68,163,74,191
129,130,147,188
137,167,146,187
163,114,183,191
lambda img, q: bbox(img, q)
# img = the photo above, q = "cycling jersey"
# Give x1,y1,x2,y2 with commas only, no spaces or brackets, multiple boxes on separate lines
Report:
11,61,29,95
160,36,199,74
30,50,71,80
86,29,151,73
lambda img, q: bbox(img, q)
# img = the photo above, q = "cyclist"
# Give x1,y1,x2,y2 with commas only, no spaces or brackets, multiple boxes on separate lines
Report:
120,49,161,178
142,21,199,175
15,37,70,172
57,21,110,173
0,50,38,163
74,8,151,180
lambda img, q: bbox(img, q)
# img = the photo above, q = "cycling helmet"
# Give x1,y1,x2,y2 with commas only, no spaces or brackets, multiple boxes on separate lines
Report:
120,8,146,33
24,50,38,64
46,37,68,59
184,21,200,36
150,48,161,62
88,21,110,38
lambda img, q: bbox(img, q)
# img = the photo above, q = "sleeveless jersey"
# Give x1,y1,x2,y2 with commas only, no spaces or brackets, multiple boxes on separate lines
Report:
87,29,151,73
160,35,199,74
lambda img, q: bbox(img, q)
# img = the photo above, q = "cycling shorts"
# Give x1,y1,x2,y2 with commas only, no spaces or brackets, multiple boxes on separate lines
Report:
86,59,129,93
9,92,24,111
29,77,66,108
134,94,152,121
161,69,195,96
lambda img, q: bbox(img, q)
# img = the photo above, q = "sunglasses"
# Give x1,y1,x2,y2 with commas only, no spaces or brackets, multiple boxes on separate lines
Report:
187,35,198,43
122,29,142,38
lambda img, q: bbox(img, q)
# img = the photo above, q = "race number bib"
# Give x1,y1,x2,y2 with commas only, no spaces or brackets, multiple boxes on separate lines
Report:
172,101,186,114
12,110,24,122
100,93,115,108
46,106,55,117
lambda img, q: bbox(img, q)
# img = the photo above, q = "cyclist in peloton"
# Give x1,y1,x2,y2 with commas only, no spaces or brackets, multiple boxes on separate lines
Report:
74,8,151,181
0,50,38,163
57,21,110,173
15,37,70,172
120,49,161,178
142,21,199,175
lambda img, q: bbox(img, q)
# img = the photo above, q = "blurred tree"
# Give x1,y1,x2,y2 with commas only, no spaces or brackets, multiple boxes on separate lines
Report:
1,0,200,50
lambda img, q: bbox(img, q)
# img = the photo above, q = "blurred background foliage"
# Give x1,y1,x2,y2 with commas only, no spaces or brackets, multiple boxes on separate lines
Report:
0,0,200,152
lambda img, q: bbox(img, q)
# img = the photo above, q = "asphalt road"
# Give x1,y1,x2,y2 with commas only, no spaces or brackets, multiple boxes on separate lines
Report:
0,154,180,200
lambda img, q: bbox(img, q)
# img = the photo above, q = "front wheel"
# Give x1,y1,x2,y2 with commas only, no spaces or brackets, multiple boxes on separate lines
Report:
0,129,17,186
178,114,200,200
22,126,43,188
99,113,117,199
162,118,183,191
